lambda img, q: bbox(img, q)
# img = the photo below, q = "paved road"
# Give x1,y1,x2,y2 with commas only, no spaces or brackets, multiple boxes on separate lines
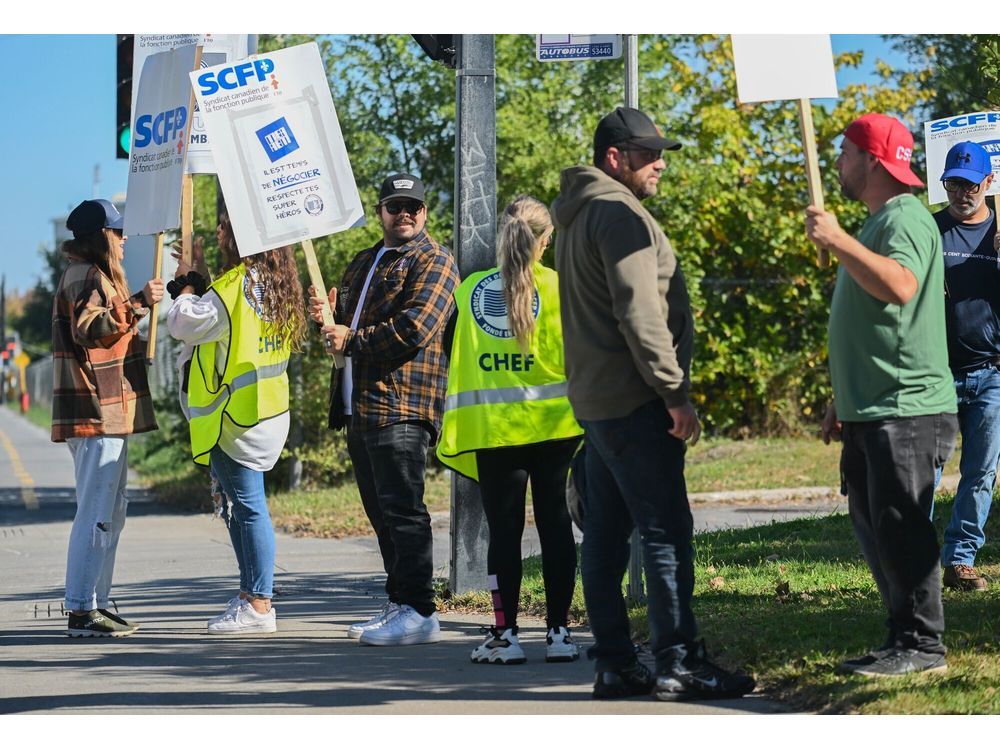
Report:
0,407,796,715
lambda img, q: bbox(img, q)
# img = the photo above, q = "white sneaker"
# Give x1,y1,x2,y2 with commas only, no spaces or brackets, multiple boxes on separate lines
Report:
207,596,244,626
546,626,580,662
207,601,277,634
470,627,526,664
358,604,441,646
348,601,401,639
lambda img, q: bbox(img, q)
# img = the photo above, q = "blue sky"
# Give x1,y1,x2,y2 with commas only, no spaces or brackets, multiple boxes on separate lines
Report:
0,33,912,295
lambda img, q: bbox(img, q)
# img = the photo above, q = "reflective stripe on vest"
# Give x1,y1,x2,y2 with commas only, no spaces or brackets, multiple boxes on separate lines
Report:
436,264,581,481
186,264,290,464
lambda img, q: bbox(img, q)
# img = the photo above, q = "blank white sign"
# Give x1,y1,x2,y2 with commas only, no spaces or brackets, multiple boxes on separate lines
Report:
732,35,838,103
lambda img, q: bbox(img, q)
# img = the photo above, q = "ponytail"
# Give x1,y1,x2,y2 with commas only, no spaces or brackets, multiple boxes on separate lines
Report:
496,195,553,353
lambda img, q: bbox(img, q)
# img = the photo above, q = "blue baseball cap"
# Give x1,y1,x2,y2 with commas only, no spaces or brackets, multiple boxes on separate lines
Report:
66,198,124,238
940,141,994,184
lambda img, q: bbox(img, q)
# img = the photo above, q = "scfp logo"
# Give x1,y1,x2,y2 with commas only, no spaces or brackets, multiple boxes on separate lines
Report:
929,112,1000,133
197,58,275,96
134,107,188,149
469,271,539,339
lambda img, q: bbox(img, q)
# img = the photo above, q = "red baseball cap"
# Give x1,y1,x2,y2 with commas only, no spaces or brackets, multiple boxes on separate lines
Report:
843,113,924,187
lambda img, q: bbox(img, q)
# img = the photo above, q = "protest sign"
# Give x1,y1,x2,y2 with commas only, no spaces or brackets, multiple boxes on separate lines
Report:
134,35,253,175
731,34,838,266
191,41,365,258
123,43,198,236
924,111,1000,205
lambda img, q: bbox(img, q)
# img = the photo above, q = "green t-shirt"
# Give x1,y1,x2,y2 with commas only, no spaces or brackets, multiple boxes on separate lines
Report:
828,193,956,421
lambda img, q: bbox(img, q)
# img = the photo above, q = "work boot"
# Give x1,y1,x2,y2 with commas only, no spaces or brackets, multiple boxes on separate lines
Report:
943,564,988,591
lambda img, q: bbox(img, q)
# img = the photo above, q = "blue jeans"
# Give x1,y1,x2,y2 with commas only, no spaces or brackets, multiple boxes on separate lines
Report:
942,365,1000,567
64,436,129,611
210,447,275,599
579,399,698,673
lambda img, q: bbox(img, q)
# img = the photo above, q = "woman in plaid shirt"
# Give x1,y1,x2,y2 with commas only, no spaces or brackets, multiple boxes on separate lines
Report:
51,199,163,638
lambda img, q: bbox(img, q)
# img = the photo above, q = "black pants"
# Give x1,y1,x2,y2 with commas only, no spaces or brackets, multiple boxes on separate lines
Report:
347,421,435,616
475,437,581,631
841,413,958,654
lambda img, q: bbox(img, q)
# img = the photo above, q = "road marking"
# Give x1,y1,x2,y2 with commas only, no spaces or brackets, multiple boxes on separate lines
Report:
0,427,40,511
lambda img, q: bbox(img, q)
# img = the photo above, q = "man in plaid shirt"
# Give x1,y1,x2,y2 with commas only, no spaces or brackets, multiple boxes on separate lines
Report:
313,173,459,646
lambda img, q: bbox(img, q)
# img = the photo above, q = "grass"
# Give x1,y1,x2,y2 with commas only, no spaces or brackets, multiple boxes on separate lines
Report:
451,495,999,714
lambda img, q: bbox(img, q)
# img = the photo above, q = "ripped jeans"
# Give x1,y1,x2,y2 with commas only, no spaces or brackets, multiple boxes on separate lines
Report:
64,436,130,612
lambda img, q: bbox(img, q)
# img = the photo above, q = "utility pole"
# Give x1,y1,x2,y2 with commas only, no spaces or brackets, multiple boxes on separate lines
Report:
623,34,646,606
450,34,496,595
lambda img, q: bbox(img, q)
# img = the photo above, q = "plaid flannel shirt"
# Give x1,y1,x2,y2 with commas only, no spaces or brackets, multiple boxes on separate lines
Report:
328,230,459,441
50,259,157,442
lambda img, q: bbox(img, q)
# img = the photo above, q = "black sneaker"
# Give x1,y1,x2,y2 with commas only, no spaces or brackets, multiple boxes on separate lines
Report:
853,648,947,677
67,609,138,638
654,641,756,701
592,659,655,700
835,645,894,675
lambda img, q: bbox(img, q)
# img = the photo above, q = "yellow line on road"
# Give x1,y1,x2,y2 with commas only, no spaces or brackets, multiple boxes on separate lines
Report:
0,427,40,511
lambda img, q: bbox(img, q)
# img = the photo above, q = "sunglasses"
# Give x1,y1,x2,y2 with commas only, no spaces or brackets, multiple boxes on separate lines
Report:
382,199,425,216
943,178,983,194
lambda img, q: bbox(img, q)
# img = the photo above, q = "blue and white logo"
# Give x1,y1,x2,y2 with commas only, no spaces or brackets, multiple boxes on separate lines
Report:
469,271,539,338
304,194,324,216
256,117,299,163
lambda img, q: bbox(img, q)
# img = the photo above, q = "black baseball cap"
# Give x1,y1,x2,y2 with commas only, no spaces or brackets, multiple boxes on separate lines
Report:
378,173,426,204
594,107,681,155
66,199,124,238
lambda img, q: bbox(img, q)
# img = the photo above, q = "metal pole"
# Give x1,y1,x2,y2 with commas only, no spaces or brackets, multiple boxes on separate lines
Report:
623,34,646,606
449,34,496,595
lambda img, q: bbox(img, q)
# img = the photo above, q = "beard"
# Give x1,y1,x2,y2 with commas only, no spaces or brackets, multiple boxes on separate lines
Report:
621,161,656,200
947,195,984,220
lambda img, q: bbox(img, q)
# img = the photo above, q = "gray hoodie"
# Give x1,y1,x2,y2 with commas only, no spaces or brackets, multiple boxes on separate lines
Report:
551,165,693,421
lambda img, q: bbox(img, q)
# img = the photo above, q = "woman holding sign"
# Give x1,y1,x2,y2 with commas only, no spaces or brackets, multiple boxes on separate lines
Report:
52,199,163,638
437,196,583,664
167,215,305,634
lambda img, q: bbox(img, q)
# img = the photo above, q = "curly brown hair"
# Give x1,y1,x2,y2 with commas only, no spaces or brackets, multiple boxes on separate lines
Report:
219,214,307,351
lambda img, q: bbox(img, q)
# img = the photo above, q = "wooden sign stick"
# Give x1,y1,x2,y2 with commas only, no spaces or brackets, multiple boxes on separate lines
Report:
180,46,203,268
145,233,164,364
302,238,345,369
797,98,830,268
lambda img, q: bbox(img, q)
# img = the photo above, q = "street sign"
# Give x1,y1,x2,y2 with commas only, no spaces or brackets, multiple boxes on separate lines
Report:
924,111,1000,205
190,42,365,257
536,35,621,62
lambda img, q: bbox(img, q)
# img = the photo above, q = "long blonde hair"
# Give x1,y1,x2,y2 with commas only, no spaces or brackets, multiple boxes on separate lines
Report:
496,195,552,353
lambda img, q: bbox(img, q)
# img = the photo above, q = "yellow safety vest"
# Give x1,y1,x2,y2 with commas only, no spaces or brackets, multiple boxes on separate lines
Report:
187,264,290,465
437,263,582,480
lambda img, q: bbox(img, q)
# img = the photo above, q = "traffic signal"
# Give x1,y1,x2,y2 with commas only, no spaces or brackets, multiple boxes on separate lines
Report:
412,35,456,68
116,34,134,159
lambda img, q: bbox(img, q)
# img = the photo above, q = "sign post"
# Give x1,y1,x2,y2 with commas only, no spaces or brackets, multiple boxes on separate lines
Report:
731,34,839,267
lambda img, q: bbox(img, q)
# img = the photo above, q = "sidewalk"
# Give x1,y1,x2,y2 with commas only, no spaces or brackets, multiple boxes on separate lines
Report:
0,407,794,715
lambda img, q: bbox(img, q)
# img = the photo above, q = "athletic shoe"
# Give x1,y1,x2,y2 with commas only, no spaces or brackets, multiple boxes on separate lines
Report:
207,600,277,634
943,564,988,591
348,601,401,640
207,596,244,627
358,605,441,646
67,609,138,638
592,659,655,700
545,626,580,663
98,609,139,631
654,641,756,701
853,648,947,677
470,627,526,664
835,645,895,674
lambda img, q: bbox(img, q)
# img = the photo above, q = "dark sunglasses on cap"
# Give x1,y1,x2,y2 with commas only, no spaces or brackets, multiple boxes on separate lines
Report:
382,199,425,215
